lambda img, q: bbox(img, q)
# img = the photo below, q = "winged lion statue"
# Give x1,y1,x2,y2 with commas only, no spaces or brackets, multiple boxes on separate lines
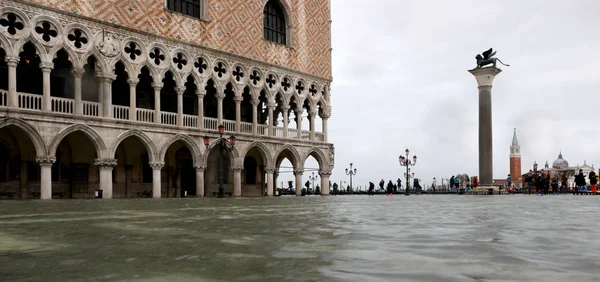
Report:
475,48,510,69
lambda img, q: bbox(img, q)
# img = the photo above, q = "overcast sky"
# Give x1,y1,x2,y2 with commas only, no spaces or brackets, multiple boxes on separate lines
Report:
283,0,600,190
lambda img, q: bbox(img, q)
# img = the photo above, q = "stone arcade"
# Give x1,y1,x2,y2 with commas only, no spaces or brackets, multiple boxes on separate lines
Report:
0,0,334,199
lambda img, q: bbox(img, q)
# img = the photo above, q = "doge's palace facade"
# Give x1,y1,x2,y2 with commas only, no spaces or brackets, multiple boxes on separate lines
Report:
0,0,333,199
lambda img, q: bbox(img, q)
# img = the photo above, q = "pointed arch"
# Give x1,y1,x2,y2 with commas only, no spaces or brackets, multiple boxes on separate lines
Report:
48,124,107,158
13,38,48,61
109,130,158,163
303,147,327,170
107,55,135,77
160,67,184,88
241,141,273,168
159,134,202,165
48,45,80,69
0,117,46,157
204,139,239,164
184,71,202,90
274,144,301,169
135,63,161,81
0,34,13,55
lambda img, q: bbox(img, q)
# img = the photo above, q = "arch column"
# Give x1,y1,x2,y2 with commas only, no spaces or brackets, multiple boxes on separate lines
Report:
294,169,303,196
234,96,242,133
309,110,316,141
72,68,85,116
128,78,138,121
40,62,53,112
319,170,332,196
176,86,184,127
197,89,205,129
99,76,114,118
321,111,330,142
252,99,258,135
217,90,224,126
150,162,164,198
36,156,56,199
233,166,243,196
95,158,117,199
5,56,19,108
152,83,162,124
295,108,303,139
282,106,290,138
195,164,205,197
266,167,275,196
268,104,275,137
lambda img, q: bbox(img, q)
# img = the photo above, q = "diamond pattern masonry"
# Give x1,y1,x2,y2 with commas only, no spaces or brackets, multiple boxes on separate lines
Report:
21,0,332,79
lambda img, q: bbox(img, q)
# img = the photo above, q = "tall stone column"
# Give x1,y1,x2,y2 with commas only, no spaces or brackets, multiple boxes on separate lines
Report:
5,56,19,107
101,76,113,118
72,68,84,116
266,168,275,196
282,106,290,138
40,63,53,112
176,86,184,127
195,165,205,197
152,83,162,124
468,67,502,189
95,158,117,199
234,96,242,133
295,108,302,139
252,99,258,135
309,110,316,141
36,156,55,199
150,162,164,198
128,78,138,121
197,89,205,129
233,167,242,197
217,93,224,126
96,76,104,117
268,104,275,136
294,169,303,196
319,170,331,196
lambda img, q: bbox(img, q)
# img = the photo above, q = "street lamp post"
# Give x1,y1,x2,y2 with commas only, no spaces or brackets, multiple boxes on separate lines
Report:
203,125,235,198
308,171,318,193
433,177,437,192
345,163,357,193
399,149,417,196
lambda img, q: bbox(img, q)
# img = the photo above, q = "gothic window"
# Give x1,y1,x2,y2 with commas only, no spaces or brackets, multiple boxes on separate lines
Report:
263,0,287,45
167,0,202,19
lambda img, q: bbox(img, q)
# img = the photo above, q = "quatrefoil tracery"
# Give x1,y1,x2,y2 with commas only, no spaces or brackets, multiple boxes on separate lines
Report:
214,62,226,78
232,66,244,82
34,21,57,42
124,42,142,60
149,48,165,65
67,29,88,49
0,13,24,35
250,71,261,85
173,53,187,70
195,57,208,74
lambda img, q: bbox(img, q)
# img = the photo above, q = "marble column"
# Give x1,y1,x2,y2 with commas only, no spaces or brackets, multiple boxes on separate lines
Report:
252,99,258,135
101,76,113,118
150,162,164,198
95,158,117,199
96,76,104,117
40,62,53,112
309,110,316,141
195,165,205,197
176,86,184,127
72,68,84,116
128,78,138,121
322,115,330,142
152,83,162,124
234,96,242,133
266,168,274,196
5,56,19,108
296,108,302,140
267,105,275,137
294,169,303,196
282,106,290,138
197,89,205,129
217,94,224,126
233,167,242,197
36,156,55,200
319,170,331,196
468,67,502,189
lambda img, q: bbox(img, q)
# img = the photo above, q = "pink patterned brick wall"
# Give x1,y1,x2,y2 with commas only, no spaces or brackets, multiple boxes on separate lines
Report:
23,0,332,79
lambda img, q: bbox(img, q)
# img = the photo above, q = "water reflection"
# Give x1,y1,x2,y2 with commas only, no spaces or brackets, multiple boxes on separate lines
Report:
1,196,599,281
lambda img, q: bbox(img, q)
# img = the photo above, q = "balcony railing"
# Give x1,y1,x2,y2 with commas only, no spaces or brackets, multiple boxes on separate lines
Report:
113,105,129,120
18,93,42,110
0,90,6,107
2,93,328,142
183,114,198,128
137,108,154,123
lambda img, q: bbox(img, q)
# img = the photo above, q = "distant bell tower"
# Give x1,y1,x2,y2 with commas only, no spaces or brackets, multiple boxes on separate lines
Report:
509,128,522,188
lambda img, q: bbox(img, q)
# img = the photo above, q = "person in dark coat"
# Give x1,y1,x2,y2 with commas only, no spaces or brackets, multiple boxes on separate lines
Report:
368,181,375,196
589,171,597,193
386,180,394,195
575,169,586,192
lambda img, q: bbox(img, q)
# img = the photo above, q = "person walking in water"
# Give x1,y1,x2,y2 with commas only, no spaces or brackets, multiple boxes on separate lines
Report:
368,181,375,196
575,169,586,193
589,170,597,194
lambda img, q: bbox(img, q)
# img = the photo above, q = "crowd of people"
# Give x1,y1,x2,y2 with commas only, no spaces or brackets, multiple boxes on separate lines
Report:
522,169,598,194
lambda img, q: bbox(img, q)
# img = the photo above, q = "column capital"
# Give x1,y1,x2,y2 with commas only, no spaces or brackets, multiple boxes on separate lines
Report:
309,110,318,118
265,167,276,174
151,82,163,90
468,67,502,87
196,89,207,97
293,169,304,176
71,68,85,78
36,156,56,166
149,162,165,170
232,166,244,171
96,73,115,82
176,86,185,95
319,170,332,176
234,96,243,102
281,105,290,112
251,98,259,105
94,158,117,168
295,107,303,114
39,62,54,72
127,78,139,86
5,55,19,67
216,93,225,100
194,164,207,171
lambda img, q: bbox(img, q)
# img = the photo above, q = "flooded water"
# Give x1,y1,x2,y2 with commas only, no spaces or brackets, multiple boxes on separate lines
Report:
1,195,600,282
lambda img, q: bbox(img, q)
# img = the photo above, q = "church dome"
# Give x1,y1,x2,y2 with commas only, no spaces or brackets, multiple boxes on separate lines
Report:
552,152,569,169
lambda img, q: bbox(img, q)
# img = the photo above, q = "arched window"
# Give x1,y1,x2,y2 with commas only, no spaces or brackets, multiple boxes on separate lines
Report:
167,0,202,19
263,0,287,45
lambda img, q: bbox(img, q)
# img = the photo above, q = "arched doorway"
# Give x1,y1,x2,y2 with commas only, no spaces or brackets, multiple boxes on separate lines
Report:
163,141,196,197
303,150,325,195
51,131,99,198
242,146,268,196
112,135,153,198
205,145,233,197
0,125,39,199
275,146,300,196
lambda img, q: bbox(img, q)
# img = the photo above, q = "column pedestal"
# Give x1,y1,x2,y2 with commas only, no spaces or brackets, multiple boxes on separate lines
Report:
294,170,303,196
266,169,274,196
468,67,502,188
320,170,331,196
95,159,117,199
195,165,205,197
36,157,56,200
